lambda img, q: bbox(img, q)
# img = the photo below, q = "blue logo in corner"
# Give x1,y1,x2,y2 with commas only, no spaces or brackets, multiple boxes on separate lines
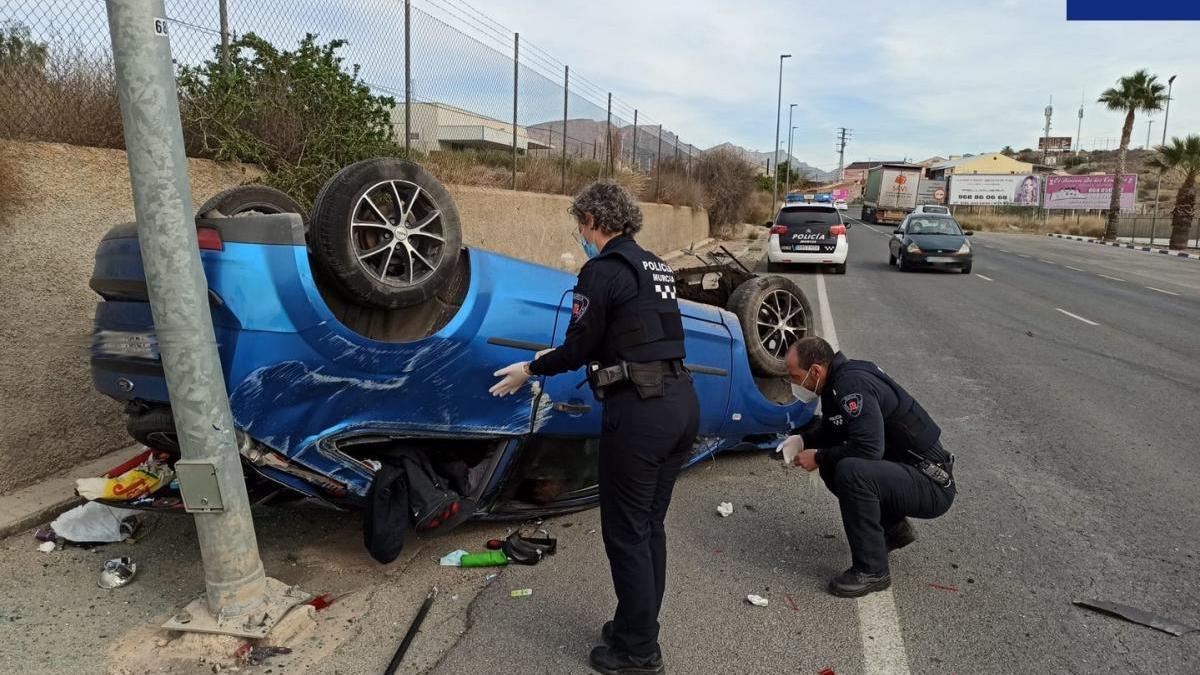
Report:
1068,0,1200,20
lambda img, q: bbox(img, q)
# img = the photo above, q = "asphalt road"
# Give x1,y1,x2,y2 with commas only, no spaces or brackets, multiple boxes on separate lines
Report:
424,216,1200,674
4,217,1198,674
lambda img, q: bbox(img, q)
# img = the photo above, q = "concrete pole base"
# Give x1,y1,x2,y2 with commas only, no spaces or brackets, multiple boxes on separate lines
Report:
162,577,311,639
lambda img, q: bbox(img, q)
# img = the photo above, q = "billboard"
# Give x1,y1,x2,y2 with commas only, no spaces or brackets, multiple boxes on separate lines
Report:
1038,136,1073,152
1044,174,1137,211
949,174,1041,206
917,179,947,204
832,188,849,201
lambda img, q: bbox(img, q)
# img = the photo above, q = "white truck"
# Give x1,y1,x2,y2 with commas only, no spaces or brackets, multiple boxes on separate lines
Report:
861,164,922,224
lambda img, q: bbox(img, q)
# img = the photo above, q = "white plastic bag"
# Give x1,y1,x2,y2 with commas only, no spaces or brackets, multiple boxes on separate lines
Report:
50,502,140,543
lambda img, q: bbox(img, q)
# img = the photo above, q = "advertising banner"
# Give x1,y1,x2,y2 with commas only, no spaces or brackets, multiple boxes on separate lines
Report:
832,188,849,202
917,179,947,204
949,174,1041,206
1038,136,1073,152
1044,174,1137,211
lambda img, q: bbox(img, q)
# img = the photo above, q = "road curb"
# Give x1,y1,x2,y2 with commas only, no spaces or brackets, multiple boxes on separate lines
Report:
1047,233,1200,261
0,445,138,541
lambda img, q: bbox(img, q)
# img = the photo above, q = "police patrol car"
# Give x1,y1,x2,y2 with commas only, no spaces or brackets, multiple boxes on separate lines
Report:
766,202,849,274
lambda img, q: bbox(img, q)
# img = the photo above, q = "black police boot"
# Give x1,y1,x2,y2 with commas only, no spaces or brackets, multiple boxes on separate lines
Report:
601,620,614,647
885,519,917,551
828,568,892,598
589,645,664,674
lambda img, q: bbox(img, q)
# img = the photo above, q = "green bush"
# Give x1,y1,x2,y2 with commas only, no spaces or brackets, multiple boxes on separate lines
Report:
177,33,402,208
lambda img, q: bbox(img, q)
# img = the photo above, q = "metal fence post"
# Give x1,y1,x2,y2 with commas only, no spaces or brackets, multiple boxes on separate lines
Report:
218,0,230,66
511,32,518,191
631,109,638,171
655,124,663,201
105,0,294,629
605,93,612,177
404,0,412,157
561,65,568,194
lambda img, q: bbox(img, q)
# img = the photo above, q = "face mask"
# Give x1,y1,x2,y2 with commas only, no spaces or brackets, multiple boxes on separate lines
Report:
791,368,820,403
574,232,601,259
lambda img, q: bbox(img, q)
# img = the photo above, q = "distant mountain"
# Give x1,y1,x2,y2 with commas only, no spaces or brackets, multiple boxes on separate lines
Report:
705,142,836,182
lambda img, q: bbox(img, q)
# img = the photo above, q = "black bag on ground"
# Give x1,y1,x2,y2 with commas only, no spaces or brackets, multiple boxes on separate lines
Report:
363,450,475,564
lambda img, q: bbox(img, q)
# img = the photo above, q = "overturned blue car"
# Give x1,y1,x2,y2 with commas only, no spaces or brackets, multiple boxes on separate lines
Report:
88,158,815,533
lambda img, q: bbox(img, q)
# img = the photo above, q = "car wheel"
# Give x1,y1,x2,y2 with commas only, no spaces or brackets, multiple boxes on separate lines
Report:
833,262,847,275
888,253,896,266
197,185,304,223
897,254,908,272
961,264,973,275
126,407,179,457
311,158,463,310
766,261,786,273
727,276,813,377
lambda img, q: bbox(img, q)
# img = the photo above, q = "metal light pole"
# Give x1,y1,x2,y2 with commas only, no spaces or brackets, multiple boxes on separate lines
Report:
404,0,411,157
105,0,304,637
511,33,519,190
771,53,791,209
1145,119,1154,150
784,103,796,195
218,0,229,66
1149,75,1176,245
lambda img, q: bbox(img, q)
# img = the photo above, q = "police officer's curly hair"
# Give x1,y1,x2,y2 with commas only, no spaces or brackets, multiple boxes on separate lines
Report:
569,181,644,236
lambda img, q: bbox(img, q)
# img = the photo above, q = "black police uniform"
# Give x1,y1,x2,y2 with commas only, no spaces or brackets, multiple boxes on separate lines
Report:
800,352,955,576
531,234,699,660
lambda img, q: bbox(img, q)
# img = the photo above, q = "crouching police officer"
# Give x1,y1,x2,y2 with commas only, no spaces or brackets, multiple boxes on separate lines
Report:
779,336,955,598
490,181,699,674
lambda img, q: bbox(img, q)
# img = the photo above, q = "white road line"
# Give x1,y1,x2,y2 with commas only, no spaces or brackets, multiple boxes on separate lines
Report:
1097,273,1125,282
1065,265,1085,272
998,249,1011,253
1038,259,1056,265
1055,308,1100,326
1017,254,1031,258
1146,286,1180,296
815,274,911,675
975,273,994,281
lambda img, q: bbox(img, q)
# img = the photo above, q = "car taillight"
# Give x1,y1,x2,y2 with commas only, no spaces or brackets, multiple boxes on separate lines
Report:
196,226,224,251
770,225,787,235
830,224,846,236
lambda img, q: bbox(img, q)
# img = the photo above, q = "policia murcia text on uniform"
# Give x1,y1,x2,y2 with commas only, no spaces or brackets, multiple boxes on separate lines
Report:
491,181,698,675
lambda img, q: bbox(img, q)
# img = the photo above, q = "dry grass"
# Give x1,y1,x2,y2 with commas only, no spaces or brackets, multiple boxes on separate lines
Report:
955,212,1106,238
0,51,124,149
748,190,775,226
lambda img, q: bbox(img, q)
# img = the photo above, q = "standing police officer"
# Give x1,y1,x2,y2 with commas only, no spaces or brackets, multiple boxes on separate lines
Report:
490,181,698,674
778,336,955,598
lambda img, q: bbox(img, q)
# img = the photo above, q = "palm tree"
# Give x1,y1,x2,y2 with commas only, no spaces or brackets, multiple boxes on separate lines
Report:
1148,135,1200,250
1097,70,1168,240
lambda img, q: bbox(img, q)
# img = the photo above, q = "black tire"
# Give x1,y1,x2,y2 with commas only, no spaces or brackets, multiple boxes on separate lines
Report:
833,262,847,275
888,253,896,266
126,407,179,456
961,264,973,275
727,276,813,377
311,158,463,310
766,261,786,273
197,185,303,222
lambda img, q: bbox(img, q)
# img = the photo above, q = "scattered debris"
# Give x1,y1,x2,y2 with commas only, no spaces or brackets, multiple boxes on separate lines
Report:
784,594,800,612
1074,599,1199,636
510,588,533,598
717,502,734,518
384,588,437,675
928,583,959,593
819,668,836,675
51,502,141,544
586,529,597,535
37,540,56,553
98,557,137,589
485,538,504,550
76,453,174,501
746,594,769,607
34,527,56,543
503,531,557,565
439,549,468,566
235,643,292,666
743,504,757,512
483,573,500,585
460,551,509,568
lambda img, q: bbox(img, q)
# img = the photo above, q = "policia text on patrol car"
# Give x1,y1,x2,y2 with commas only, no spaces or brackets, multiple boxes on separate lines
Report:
778,336,956,598
490,181,698,675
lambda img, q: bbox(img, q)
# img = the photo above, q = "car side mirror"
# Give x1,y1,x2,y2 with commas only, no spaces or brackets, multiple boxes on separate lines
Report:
893,228,903,235
844,222,852,229
965,230,974,236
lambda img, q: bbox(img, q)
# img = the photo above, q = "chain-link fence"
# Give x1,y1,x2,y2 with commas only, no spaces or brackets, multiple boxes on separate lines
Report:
0,0,704,202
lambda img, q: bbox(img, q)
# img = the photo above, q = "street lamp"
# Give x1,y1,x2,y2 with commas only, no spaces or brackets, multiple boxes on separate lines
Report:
785,104,797,194
1151,74,1176,244
772,54,792,209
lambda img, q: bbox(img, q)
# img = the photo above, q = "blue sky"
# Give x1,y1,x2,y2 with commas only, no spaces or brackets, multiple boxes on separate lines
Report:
471,0,1198,171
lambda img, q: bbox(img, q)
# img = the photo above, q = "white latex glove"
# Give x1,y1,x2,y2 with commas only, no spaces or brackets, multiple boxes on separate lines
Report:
534,348,553,360
490,362,531,397
775,435,805,466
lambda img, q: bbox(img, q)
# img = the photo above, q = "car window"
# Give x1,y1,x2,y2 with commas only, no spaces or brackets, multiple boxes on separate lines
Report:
776,208,840,226
920,206,949,214
906,217,963,235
